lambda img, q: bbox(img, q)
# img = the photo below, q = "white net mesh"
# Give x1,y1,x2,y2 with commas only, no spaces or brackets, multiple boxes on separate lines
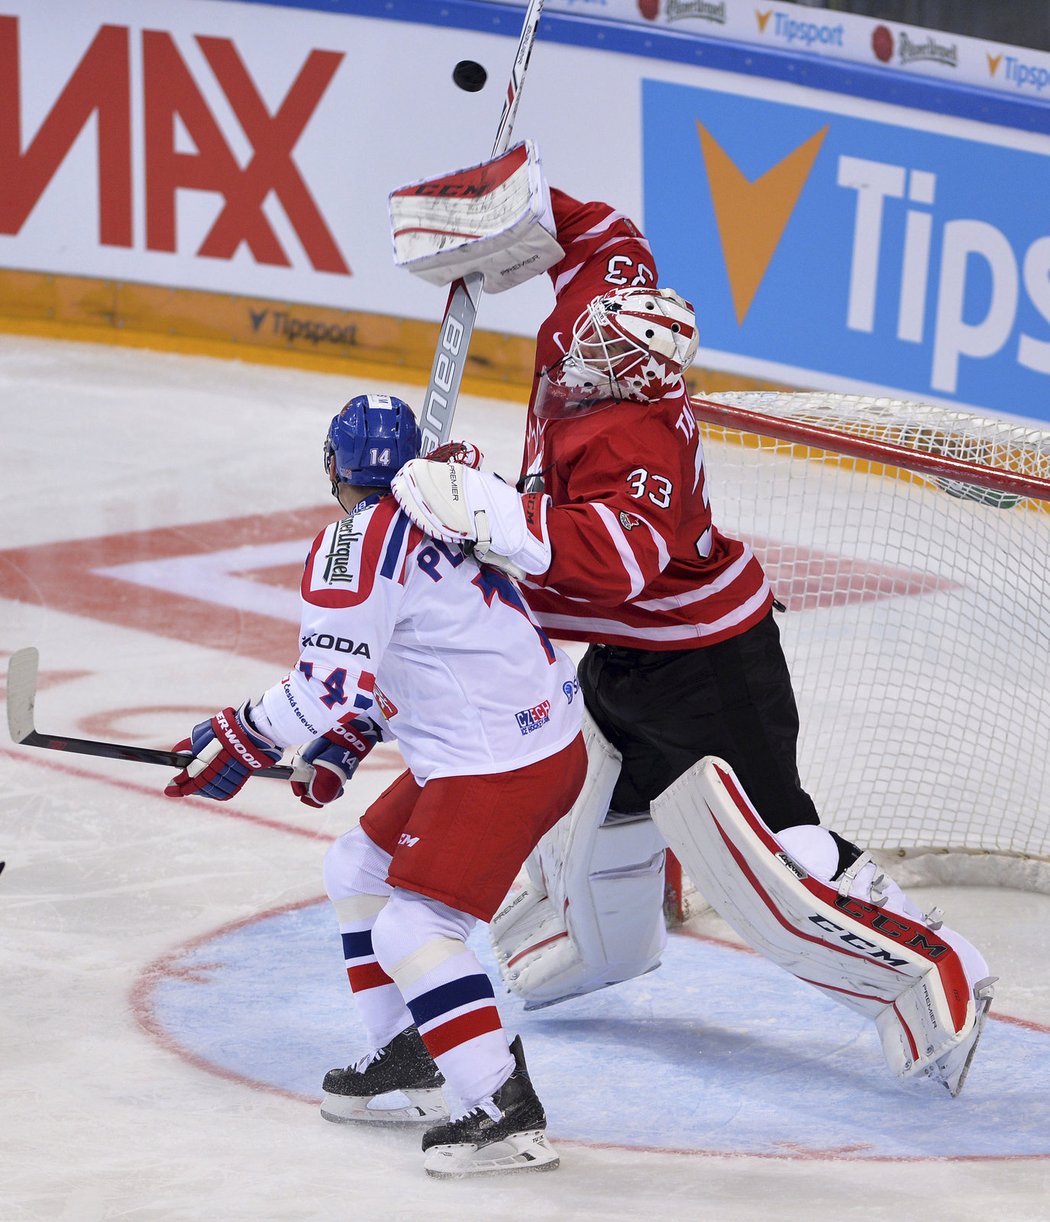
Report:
684,391,1050,894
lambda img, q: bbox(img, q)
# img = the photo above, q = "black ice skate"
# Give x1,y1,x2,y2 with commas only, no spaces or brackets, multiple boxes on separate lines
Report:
421,1035,559,1178
320,1025,447,1125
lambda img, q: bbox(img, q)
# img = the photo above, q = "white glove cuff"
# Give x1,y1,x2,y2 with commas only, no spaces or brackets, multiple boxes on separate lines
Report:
392,460,552,576
472,478,551,576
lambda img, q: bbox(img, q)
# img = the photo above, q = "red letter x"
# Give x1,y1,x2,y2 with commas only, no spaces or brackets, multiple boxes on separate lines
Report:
144,32,348,274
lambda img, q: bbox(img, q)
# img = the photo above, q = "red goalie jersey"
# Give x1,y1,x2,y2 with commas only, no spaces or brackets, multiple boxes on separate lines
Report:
518,189,773,650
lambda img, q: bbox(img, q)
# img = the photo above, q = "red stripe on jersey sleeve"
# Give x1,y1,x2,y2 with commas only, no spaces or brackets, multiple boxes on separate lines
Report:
541,501,666,605
545,192,654,303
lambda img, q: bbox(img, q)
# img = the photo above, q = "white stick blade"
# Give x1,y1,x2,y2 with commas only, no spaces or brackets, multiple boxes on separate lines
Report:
6,647,39,743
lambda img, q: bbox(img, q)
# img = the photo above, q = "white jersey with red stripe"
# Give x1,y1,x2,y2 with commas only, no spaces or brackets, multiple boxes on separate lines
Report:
257,495,581,783
518,191,772,650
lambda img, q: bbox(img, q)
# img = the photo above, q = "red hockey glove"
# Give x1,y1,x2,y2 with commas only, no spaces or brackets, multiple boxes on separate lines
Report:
290,715,381,808
165,702,282,801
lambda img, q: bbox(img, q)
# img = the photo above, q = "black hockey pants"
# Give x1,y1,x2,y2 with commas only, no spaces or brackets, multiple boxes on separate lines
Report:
577,610,820,833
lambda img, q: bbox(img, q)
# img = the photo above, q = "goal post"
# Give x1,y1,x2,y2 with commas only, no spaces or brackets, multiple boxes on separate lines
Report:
667,390,1050,922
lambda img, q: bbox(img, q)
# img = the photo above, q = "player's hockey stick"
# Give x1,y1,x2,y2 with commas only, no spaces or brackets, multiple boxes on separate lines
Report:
5,647,294,779
418,0,545,454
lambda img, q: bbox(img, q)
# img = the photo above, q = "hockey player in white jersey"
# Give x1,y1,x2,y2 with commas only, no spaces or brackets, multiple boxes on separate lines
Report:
164,395,586,1177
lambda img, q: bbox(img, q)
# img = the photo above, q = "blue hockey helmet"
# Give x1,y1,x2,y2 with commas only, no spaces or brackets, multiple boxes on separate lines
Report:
324,394,421,493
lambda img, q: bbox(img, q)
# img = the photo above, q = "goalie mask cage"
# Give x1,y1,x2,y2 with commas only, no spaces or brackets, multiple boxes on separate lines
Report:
666,391,1050,923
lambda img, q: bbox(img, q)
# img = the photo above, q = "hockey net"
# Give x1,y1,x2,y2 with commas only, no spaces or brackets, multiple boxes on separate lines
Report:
666,390,1050,923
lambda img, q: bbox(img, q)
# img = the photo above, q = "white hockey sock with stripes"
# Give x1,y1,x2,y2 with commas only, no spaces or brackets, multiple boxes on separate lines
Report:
323,825,413,1048
371,889,515,1112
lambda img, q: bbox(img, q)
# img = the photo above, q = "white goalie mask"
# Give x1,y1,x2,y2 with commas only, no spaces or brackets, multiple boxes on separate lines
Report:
539,287,699,416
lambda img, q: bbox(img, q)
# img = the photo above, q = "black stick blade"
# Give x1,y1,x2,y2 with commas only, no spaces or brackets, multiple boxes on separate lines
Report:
5,647,293,779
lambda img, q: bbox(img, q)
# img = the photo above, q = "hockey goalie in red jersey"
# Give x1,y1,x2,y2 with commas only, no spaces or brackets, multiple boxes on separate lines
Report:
519,190,772,648
393,170,996,1100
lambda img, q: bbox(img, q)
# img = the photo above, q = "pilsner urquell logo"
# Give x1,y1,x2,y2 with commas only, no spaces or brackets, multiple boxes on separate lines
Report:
323,519,361,584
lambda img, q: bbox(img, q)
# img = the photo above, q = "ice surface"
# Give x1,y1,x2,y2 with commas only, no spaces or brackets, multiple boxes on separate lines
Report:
3,336,1050,1220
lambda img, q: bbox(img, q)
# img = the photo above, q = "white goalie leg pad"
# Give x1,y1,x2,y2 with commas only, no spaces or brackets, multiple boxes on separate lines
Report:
490,709,667,1008
651,757,995,1094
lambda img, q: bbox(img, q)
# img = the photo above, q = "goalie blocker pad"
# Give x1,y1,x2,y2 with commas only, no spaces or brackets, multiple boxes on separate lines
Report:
652,757,993,1095
490,708,667,1009
389,141,564,294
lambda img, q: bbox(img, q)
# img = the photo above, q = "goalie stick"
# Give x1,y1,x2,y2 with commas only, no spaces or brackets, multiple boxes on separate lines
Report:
5,647,294,779
418,0,545,454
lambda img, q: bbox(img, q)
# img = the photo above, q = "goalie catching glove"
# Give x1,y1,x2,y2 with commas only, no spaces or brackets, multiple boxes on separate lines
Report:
164,701,282,802
290,715,381,808
392,459,551,578
389,141,564,294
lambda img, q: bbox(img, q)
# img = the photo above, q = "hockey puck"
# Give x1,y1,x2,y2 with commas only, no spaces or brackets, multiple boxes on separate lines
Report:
453,60,487,92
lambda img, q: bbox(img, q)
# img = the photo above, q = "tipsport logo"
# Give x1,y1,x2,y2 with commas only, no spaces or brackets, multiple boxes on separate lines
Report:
249,309,358,348
515,700,551,735
693,119,828,326
986,51,1050,93
754,8,845,50
648,82,1050,412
